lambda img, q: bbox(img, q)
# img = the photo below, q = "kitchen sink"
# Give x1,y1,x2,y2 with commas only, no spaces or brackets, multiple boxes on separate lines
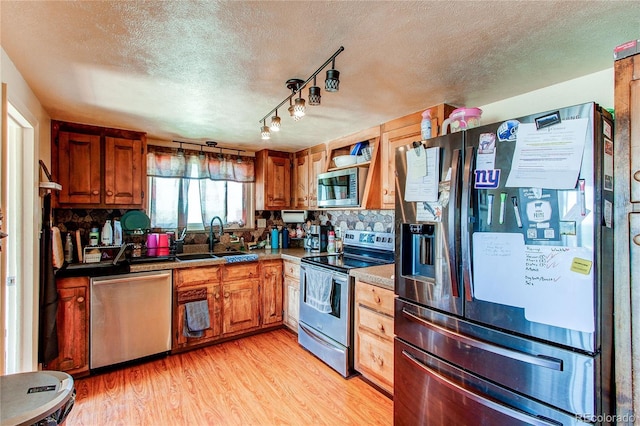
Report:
175,253,217,261
212,251,248,257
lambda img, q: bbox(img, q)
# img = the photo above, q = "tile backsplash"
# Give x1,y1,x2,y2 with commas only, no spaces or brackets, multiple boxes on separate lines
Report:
54,208,395,249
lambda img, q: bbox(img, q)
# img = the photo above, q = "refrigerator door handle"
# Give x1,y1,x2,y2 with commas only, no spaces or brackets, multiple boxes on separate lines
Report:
401,350,560,426
447,148,461,298
402,308,563,371
461,146,474,301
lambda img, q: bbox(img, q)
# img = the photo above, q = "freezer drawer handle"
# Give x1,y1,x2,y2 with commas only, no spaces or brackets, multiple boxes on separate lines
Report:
401,350,559,426
402,308,563,371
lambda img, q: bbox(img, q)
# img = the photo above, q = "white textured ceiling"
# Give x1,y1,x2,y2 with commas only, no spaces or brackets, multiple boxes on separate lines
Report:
2,1,639,152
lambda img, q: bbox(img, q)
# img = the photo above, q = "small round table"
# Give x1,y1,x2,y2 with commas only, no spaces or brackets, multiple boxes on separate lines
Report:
1,371,75,426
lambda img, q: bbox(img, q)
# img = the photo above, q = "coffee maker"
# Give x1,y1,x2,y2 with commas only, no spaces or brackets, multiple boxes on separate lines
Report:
306,225,331,252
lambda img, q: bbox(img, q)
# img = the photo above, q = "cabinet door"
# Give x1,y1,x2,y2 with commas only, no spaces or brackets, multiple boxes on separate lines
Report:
174,284,222,349
105,136,144,205
266,155,291,208
380,124,421,208
284,275,300,331
49,286,88,374
57,132,101,204
222,279,260,335
293,151,309,208
262,261,283,326
308,149,326,208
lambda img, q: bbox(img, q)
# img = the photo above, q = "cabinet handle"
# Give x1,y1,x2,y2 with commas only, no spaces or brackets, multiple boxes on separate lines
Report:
383,189,388,195
106,190,113,196
215,293,220,300
633,234,640,246
374,294,381,304
92,190,99,195
77,296,85,303
634,170,640,182
224,292,230,298
289,267,294,273
377,323,385,332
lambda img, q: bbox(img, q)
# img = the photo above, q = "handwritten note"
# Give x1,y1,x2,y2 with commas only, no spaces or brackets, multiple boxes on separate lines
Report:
472,233,595,333
522,246,594,332
472,233,526,307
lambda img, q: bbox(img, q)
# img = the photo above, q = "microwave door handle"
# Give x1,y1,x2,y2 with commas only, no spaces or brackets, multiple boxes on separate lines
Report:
461,146,475,302
447,148,461,298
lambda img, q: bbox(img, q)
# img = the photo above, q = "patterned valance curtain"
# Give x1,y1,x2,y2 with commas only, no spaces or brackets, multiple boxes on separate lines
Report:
147,146,255,182
147,146,255,229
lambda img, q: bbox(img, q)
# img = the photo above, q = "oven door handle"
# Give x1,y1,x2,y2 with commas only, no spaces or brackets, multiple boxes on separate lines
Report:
401,350,559,426
299,323,344,353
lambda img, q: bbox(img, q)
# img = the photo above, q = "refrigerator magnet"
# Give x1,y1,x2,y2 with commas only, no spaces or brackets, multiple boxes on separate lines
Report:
497,120,519,142
534,111,561,129
559,221,576,235
474,169,501,189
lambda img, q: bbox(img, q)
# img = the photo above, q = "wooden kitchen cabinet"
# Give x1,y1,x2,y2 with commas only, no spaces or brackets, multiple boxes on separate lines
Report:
222,263,260,335
293,144,326,209
173,266,222,351
52,120,147,209
325,126,382,209
379,104,456,209
45,277,89,377
354,280,395,394
261,260,283,326
255,149,292,210
282,260,300,332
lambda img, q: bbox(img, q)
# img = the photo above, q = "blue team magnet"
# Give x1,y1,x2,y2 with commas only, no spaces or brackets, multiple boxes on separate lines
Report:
474,169,501,189
497,120,519,142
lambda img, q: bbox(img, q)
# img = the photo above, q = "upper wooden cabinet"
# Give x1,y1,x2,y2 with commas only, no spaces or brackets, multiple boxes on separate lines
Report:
379,104,456,209
52,120,147,209
255,149,292,210
293,144,326,209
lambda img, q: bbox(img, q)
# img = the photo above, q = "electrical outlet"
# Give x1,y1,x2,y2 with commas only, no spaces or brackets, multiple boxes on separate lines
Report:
7,276,16,287
257,218,267,228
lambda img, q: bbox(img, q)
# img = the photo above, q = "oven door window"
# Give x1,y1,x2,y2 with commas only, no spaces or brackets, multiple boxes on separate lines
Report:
303,276,342,318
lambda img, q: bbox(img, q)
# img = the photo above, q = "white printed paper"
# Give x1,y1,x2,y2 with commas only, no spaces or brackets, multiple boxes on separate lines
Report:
416,202,442,222
505,119,588,189
404,147,440,202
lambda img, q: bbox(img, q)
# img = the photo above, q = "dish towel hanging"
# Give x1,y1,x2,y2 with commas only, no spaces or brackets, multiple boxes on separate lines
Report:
304,268,333,313
184,300,210,338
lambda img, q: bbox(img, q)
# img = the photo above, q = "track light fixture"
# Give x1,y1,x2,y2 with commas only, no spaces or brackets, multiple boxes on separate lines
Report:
258,46,344,138
270,110,281,132
261,119,271,140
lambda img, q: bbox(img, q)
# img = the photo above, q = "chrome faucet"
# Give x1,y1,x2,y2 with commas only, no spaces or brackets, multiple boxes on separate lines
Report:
209,216,224,252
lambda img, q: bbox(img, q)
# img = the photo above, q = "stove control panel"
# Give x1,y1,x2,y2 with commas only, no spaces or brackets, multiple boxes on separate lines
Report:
343,230,394,252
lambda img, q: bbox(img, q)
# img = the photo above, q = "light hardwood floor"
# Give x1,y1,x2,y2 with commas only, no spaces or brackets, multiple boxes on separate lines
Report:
67,329,393,425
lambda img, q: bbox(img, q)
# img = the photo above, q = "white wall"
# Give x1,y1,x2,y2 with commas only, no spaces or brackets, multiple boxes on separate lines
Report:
1,47,51,372
480,68,614,123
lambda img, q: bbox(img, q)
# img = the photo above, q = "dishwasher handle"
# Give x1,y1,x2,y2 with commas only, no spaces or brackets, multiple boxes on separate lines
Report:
91,271,172,286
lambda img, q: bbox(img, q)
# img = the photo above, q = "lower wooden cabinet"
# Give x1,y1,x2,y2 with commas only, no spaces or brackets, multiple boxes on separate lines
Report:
222,277,260,335
261,260,283,326
354,280,395,394
283,260,300,332
173,266,222,351
45,276,89,377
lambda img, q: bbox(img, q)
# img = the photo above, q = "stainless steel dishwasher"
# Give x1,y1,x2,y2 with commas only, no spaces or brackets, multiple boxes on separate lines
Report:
90,270,172,369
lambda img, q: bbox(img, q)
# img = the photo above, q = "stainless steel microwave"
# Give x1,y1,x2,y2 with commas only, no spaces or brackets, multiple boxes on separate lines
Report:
317,167,368,208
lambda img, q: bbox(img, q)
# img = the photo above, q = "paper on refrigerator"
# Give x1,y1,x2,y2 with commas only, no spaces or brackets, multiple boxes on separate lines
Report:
505,119,588,189
404,146,440,202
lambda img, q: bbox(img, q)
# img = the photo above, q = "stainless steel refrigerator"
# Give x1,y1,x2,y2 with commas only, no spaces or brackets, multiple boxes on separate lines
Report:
394,102,614,425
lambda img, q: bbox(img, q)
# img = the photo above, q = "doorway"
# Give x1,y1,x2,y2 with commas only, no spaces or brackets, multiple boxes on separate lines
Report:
2,99,38,374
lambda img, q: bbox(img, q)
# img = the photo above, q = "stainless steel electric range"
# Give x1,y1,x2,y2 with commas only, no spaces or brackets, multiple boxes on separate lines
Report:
298,230,395,377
